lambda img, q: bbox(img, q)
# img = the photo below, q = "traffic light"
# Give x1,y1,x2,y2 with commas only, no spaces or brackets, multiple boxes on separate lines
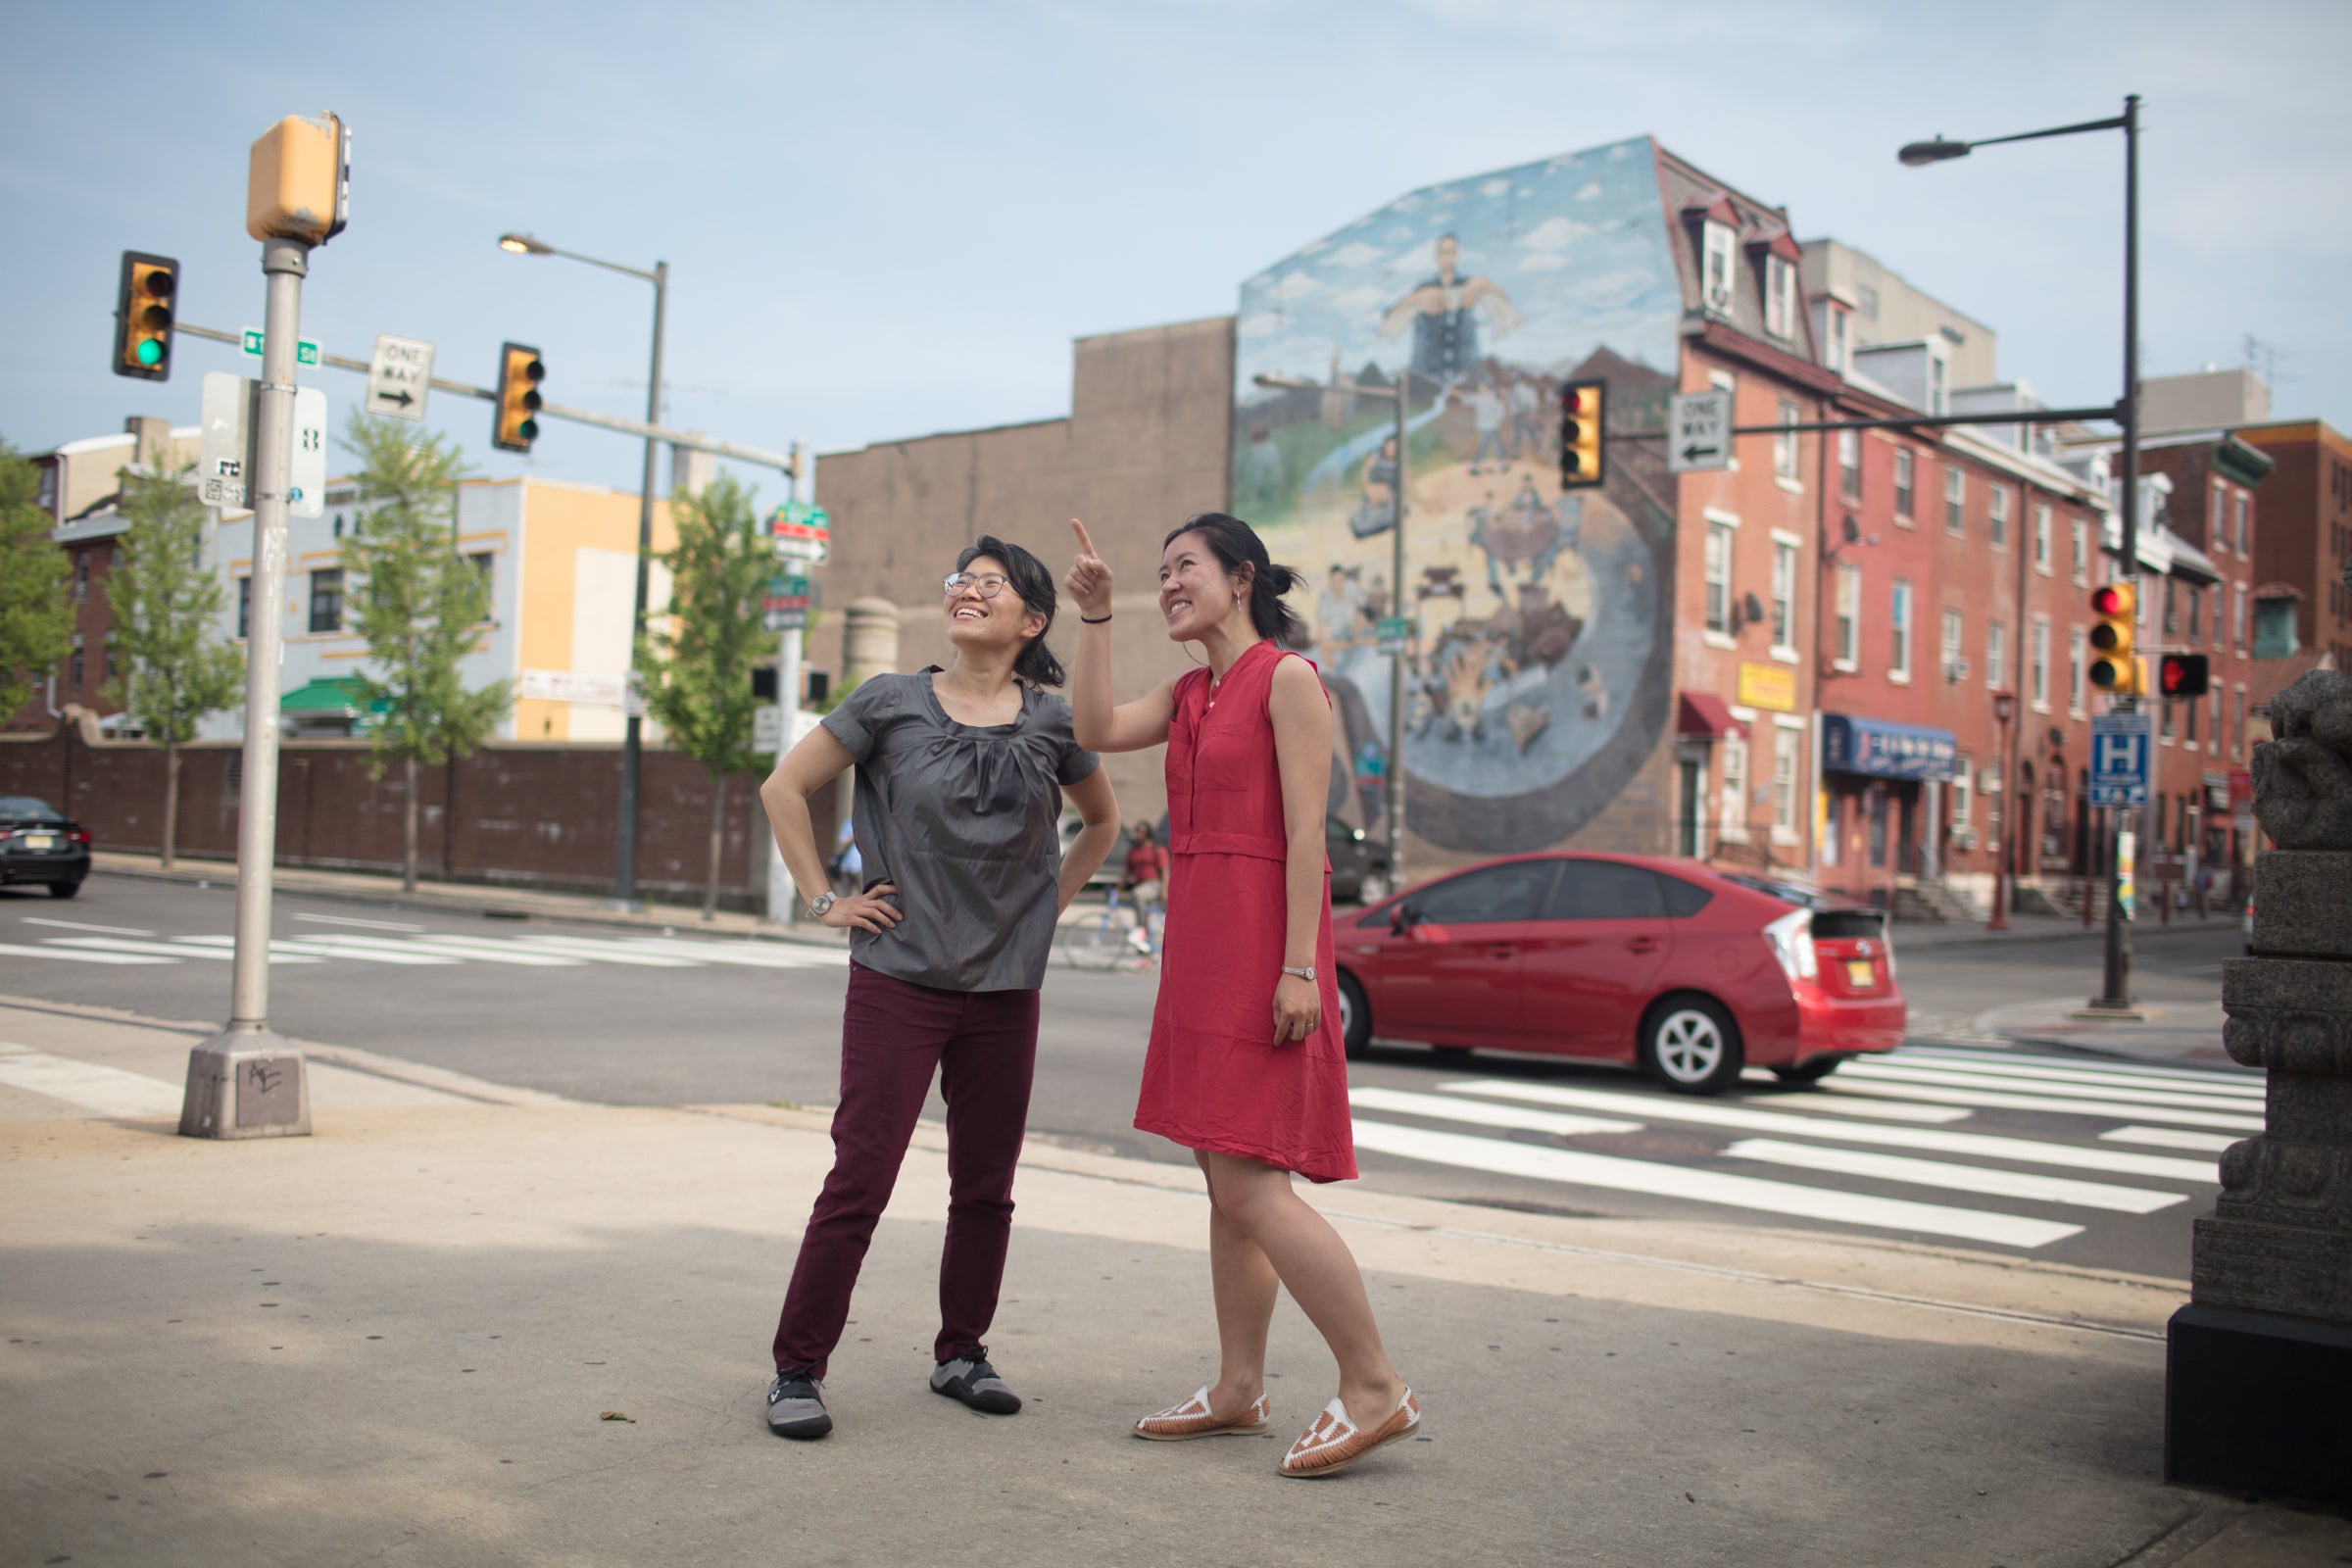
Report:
112,251,178,381
491,342,544,453
1559,379,1606,491
2088,582,2141,695
2158,653,2211,699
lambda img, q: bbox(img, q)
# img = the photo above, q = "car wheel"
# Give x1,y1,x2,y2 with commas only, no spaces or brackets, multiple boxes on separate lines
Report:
1640,996,1743,1096
48,879,82,901
1336,972,1372,1060
1771,1054,1845,1086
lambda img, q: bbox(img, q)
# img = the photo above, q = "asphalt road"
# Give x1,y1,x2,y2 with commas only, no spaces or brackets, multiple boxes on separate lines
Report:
0,874,2250,1281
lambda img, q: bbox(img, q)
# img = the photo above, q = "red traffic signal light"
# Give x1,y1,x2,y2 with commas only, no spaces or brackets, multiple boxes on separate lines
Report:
2087,581,2140,695
2089,584,2130,617
2158,653,2210,698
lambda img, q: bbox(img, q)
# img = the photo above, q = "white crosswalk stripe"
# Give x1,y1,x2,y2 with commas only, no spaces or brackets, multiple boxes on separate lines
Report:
0,924,852,974
1342,1048,2252,1252
0,1043,183,1118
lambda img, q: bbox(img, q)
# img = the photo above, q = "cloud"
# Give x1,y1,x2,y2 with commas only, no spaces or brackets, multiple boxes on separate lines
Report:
1520,216,1594,253
1329,283,1392,313
1237,312,1286,339
1324,240,1388,268
1268,270,1323,302
1576,181,1604,201
1479,176,1513,196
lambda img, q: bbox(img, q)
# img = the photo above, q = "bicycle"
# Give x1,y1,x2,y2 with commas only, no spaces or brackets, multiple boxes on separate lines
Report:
1057,885,1157,971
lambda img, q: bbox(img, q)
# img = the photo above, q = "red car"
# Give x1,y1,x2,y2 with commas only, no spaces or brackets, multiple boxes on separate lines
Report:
1331,852,1904,1095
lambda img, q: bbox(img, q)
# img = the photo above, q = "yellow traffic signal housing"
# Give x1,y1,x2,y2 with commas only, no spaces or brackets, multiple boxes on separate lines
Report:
1558,379,1606,490
2087,581,2141,695
112,251,177,381
492,342,545,453
246,112,349,245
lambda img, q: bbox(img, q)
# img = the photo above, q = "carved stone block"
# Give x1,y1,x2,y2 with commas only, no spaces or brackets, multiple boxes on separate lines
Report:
2250,851,2352,958
2221,958,2352,1073
2251,668,2352,852
2191,1214,2352,1321
2216,1134,2352,1226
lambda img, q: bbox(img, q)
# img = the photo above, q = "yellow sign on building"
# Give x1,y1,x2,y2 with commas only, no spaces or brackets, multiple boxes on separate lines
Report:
1738,662,1796,712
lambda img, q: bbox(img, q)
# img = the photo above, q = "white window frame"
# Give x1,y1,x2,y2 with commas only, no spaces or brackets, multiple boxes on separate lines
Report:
1890,578,1914,683
1929,352,1948,415
1771,722,1802,841
1950,756,1973,833
2234,492,2249,554
1988,484,2011,551
1893,448,1916,523
1719,739,1749,843
2213,479,2229,548
1834,564,1861,670
1773,398,1801,486
1702,221,1737,316
1837,428,1860,501
1764,255,1795,340
2068,626,2086,714
2233,582,2248,652
1984,619,2006,690
1944,466,1966,535
2033,503,2052,574
1769,535,1799,655
1939,610,1964,681
1702,514,1737,643
2030,616,2050,711
2072,518,2090,584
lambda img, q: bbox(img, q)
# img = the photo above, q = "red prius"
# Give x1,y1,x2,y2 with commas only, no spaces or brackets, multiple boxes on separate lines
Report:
1331,852,1905,1095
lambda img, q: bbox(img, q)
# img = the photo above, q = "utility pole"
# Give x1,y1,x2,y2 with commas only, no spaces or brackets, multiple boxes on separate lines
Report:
613,261,669,909
181,112,350,1140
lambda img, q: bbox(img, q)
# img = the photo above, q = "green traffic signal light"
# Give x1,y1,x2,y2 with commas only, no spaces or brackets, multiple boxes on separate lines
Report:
135,339,163,367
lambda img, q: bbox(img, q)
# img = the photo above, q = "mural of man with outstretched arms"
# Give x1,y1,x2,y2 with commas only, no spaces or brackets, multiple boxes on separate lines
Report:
1378,233,1523,384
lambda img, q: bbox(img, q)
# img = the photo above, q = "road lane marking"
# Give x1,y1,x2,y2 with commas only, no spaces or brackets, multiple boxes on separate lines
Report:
0,1045,181,1117
19,917,157,936
176,935,457,965
351,936,585,966
44,937,322,965
1879,1052,2264,1101
1349,1119,2082,1249
1442,1079,2219,1182
503,936,704,966
1818,1079,2263,1132
1901,1047,2262,1095
296,913,428,932
0,941,175,965
1348,1085,1642,1138
1721,1138,2186,1214
597,938,846,967
1848,1060,2264,1112
2101,1126,2237,1153
1731,1085,1972,1124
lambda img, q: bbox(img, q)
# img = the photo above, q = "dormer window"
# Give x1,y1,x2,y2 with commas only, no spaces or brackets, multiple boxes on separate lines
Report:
1928,352,1948,415
1826,308,1848,373
1702,221,1736,316
1764,256,1795,341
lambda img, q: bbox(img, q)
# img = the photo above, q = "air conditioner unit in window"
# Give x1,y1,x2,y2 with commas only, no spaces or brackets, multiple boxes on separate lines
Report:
1949,827,1976,849
1942,658,1969,683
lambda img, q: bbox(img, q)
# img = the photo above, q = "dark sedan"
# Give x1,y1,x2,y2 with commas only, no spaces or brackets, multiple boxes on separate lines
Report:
0,796,92,898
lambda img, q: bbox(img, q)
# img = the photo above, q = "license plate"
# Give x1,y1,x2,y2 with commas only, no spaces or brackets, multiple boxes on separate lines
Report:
1845,959,1875,987
21,834,53,851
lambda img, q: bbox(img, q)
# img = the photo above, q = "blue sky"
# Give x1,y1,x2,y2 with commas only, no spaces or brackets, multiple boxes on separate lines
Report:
4,0,2345,503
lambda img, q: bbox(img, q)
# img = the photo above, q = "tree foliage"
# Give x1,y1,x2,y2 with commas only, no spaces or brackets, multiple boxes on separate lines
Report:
0,438,73,720
638,470,773,781
338,413,511,776
103,463,243,745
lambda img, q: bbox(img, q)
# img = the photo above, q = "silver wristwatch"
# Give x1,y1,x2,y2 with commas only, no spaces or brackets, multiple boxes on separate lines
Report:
1282,963,1316,983
807,892,838,920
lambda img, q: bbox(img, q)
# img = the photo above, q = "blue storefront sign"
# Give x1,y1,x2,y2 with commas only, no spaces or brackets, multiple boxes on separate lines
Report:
1822,713,1958,781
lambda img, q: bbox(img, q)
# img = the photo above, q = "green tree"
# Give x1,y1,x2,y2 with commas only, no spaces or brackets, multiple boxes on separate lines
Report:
103,463,244,867
638,470,773,918
339,413,511,892
0,439,73,725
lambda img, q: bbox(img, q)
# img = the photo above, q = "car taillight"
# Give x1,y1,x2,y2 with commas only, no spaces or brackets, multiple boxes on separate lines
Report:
66,829,91,844
1763,908,1817,985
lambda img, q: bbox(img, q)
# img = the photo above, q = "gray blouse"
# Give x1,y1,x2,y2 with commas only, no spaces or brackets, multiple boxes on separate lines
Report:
822,670,1100,993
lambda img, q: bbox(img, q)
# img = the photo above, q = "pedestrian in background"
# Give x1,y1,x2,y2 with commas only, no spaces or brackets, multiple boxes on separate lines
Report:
1066,512,1419,1478
756,534,1120,1440
1120,821,1172,952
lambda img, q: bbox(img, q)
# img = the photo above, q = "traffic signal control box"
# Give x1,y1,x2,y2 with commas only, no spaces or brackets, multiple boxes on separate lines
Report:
113,251,177,381
2088,582,2141,696
247,112,349,245
492,343,545,454
2159,653,2211,699
1559,379,1606,491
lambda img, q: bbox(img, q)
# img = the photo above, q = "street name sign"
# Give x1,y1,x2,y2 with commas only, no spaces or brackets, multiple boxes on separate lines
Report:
367,333,435,421
199,373,327,517
242,327,320,367
771,503,831,564
762,571,813,632
1374,615,1413,656
2089,711,2151,807
1667,390,1731,473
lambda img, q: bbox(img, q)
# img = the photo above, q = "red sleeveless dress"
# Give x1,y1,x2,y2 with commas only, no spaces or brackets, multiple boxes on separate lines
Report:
1134,640,1356,1183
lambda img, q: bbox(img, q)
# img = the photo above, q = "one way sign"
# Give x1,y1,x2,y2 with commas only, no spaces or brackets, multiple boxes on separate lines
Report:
1668,390,1731,473
368,333,435,422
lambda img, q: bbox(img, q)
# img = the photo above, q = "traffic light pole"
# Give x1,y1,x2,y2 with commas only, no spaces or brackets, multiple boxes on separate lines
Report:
612,260,669,909
2092,95,2142,1014
179,234,315,1141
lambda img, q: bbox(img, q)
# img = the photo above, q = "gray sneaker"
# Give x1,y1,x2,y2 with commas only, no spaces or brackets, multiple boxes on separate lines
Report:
765,1366,831,1440
930,1353,1021,1415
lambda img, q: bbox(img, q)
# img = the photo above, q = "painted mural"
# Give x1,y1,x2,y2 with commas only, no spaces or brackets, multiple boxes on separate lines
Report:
1233,137,1683,854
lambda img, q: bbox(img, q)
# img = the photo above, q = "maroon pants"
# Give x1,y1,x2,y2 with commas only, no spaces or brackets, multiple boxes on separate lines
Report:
771,961,1041,1378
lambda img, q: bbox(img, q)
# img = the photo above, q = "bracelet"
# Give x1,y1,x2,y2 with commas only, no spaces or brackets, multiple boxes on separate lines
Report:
1081,612,1112,624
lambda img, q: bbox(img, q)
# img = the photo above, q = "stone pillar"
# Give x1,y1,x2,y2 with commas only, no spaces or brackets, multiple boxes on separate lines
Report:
2167,667,2352,1506
841,597,903,688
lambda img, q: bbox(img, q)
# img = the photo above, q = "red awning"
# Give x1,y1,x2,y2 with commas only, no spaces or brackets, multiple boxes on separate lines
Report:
1678,692,1748,740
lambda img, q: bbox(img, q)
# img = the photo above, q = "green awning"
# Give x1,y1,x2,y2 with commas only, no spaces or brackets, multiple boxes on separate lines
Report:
280,677,377,713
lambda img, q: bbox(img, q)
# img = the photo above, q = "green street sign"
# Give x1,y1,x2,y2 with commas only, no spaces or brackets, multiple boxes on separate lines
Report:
1375,616,1411,640
242,328,319,366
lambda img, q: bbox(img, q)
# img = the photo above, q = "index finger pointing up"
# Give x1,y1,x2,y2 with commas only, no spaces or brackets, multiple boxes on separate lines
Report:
1071,517,1100,559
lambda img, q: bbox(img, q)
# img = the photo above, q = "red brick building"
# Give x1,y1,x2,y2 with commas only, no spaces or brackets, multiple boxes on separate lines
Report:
2233,419,2352,674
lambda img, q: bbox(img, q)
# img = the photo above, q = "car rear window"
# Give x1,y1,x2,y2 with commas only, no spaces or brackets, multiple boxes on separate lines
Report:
0,797,61,819
1655,874,1713,917
1543,860,1666,920
1810,908,1886,941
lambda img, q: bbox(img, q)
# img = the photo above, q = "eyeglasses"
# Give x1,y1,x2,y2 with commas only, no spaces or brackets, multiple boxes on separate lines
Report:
943,571,1012,600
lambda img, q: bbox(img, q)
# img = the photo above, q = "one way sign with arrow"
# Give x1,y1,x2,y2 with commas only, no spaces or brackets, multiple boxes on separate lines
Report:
1667,389,1730,473
368,333,435,423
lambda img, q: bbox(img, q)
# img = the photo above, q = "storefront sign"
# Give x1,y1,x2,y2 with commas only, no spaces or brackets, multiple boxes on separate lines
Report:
1821,713,1957,781
1737,662,1796,712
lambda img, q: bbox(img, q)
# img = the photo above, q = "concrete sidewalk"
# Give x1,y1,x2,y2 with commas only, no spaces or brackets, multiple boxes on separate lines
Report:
1,998,2344,1567
1984,997,2241,1070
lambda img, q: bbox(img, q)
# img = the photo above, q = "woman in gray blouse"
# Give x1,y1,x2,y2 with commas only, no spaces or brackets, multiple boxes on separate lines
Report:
755,535,1120,1440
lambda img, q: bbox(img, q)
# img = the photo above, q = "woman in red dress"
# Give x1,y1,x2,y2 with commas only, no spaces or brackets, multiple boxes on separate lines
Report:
1066,512,1418,1478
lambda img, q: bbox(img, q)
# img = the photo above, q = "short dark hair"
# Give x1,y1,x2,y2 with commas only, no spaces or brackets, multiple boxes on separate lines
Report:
1161,512,1306,647
956,534,1064,687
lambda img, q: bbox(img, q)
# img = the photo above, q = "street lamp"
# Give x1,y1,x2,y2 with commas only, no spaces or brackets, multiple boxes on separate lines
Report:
1253,368,1410,895
1901,95,2140,1004
500,232,670,908
1989,691,2017,931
